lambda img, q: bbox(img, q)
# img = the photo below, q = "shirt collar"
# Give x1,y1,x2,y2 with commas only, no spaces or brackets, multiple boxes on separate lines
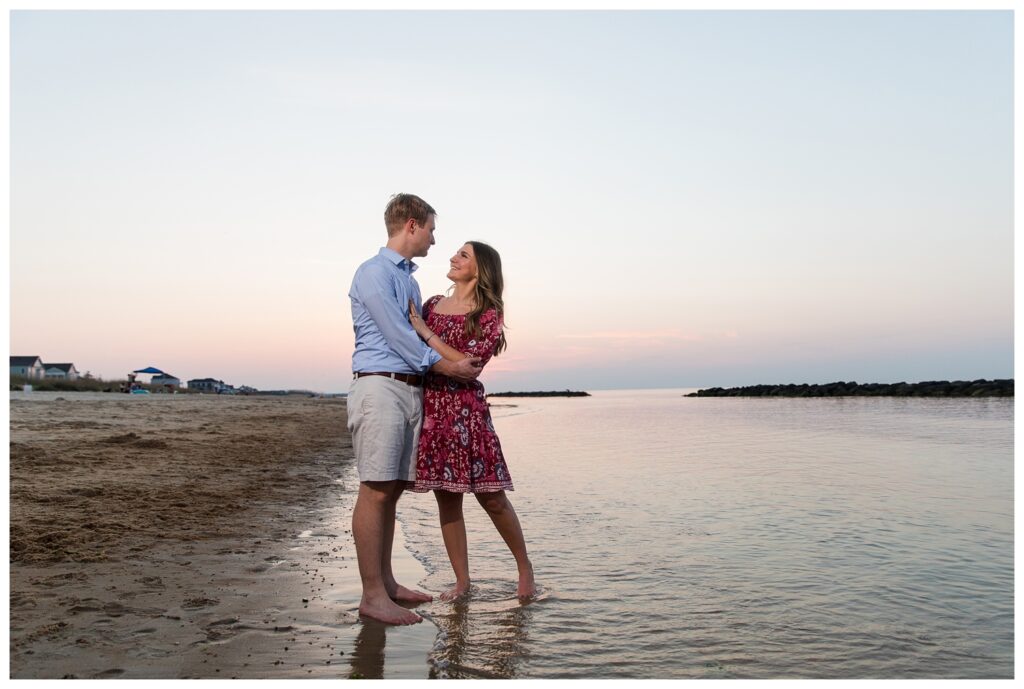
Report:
378,247,418,273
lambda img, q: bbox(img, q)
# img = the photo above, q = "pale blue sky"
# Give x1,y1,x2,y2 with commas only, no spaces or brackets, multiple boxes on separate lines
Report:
10,10,1013,392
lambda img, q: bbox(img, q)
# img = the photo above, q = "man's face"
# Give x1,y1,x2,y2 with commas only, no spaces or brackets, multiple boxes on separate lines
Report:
411,214,436,258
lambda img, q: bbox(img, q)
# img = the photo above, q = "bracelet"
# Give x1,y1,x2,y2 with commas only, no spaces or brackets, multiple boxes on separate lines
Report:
425,333,436,343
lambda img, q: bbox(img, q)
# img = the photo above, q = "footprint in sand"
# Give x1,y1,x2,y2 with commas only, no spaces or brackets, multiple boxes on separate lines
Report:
9,592,37,610
203,617,240,641
101,433,141,444
135,576,165,589
38,572,88,587
67,601,104,614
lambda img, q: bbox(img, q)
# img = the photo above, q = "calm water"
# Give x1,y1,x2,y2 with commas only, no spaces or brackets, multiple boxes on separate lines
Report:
397,389,1013,679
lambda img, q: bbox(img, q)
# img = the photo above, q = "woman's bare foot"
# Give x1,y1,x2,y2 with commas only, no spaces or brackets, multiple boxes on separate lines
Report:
439,581,471,602
388,583,433,603
517,563,536,599
359,594,423,625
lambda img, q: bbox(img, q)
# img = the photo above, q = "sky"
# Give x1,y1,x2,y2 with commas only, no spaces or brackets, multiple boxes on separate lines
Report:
8,9,1014,393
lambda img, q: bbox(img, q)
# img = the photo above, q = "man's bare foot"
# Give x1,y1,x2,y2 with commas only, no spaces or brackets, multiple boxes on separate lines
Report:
359,595,423,625
439,581,471,602
387,583,433,603
517,565,537,599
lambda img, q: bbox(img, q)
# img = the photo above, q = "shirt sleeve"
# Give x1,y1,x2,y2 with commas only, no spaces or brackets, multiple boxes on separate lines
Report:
356,264,442,373
463,309,504,366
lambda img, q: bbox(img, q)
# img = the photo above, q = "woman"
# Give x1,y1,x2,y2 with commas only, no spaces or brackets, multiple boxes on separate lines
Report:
407,241,536,601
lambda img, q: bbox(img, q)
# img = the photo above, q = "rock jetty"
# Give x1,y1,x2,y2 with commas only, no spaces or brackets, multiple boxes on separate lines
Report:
685,380,1013,398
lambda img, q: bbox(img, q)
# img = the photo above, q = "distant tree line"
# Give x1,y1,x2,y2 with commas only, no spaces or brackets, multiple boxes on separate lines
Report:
685,380,1013,398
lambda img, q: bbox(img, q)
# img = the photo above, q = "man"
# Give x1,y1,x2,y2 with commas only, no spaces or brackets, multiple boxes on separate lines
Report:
347,193,483,625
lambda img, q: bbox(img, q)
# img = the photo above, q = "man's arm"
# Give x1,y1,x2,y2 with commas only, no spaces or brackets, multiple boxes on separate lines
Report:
432,357,483,383
355,265,441,373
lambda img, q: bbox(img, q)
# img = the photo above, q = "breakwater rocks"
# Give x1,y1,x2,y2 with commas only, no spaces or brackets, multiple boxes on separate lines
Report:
488,390,591,398
685,380,1013,398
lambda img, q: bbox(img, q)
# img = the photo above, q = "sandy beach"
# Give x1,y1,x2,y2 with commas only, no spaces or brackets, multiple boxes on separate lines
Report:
9,392,437,679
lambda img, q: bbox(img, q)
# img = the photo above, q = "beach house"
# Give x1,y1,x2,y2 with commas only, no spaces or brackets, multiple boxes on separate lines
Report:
42,363,80,380
10,356,45,380
151,373,181,388
187,377,227,393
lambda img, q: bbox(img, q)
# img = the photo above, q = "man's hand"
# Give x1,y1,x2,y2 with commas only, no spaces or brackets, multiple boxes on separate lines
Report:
432,356,483,383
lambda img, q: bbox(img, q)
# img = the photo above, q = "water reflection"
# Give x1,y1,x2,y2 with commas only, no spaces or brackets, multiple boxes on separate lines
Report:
399,393,1013,678
348,619,387,679
427,582,536,679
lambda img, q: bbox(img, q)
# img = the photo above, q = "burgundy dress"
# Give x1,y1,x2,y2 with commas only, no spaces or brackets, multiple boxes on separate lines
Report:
412,295,513,493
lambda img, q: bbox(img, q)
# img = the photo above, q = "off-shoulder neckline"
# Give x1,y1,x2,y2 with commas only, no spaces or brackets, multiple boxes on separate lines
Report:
427,295,498,319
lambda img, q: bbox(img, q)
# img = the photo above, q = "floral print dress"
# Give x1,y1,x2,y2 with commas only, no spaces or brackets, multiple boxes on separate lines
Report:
412,295,513,493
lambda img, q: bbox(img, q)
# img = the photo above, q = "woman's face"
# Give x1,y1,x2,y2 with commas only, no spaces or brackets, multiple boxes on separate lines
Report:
447,243,478,284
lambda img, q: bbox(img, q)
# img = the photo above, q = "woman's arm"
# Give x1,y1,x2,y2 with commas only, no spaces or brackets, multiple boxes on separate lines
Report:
409,300,467,363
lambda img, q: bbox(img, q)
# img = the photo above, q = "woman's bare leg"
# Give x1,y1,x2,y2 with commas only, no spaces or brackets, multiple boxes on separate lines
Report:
435,490,471,600
476,491,536,598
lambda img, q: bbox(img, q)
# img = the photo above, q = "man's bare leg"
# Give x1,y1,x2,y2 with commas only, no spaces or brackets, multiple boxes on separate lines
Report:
380,481,432,603
476,491,536,599
435,490,471,600
352,481,422,624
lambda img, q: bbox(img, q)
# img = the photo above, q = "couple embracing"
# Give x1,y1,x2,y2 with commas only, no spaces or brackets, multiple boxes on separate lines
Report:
347,193,535,625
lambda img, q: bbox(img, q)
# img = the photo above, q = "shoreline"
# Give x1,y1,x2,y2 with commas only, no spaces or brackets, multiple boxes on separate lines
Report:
9,392,438,679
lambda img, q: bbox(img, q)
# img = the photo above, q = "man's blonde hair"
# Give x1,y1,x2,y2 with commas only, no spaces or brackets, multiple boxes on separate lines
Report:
384,193,437,237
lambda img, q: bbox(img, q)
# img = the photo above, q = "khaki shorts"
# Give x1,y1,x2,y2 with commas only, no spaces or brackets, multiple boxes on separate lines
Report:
347,375,423,483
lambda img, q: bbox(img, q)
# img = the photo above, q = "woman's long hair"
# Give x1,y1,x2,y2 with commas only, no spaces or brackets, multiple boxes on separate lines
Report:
463,241,507,356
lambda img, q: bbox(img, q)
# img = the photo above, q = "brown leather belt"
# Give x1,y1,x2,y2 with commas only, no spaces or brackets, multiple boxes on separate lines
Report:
353,371,424,387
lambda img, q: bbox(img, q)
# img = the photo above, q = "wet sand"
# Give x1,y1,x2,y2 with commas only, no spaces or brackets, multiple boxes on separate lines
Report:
9,392,436,679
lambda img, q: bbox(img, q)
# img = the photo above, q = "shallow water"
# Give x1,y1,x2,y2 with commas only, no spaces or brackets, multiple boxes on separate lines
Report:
397,389,1014,679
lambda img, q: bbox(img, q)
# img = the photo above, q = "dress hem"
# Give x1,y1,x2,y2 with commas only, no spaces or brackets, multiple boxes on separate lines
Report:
409,481,514,494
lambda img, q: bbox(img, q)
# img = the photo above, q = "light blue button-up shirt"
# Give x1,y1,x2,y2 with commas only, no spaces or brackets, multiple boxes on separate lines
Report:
349,247,442,375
